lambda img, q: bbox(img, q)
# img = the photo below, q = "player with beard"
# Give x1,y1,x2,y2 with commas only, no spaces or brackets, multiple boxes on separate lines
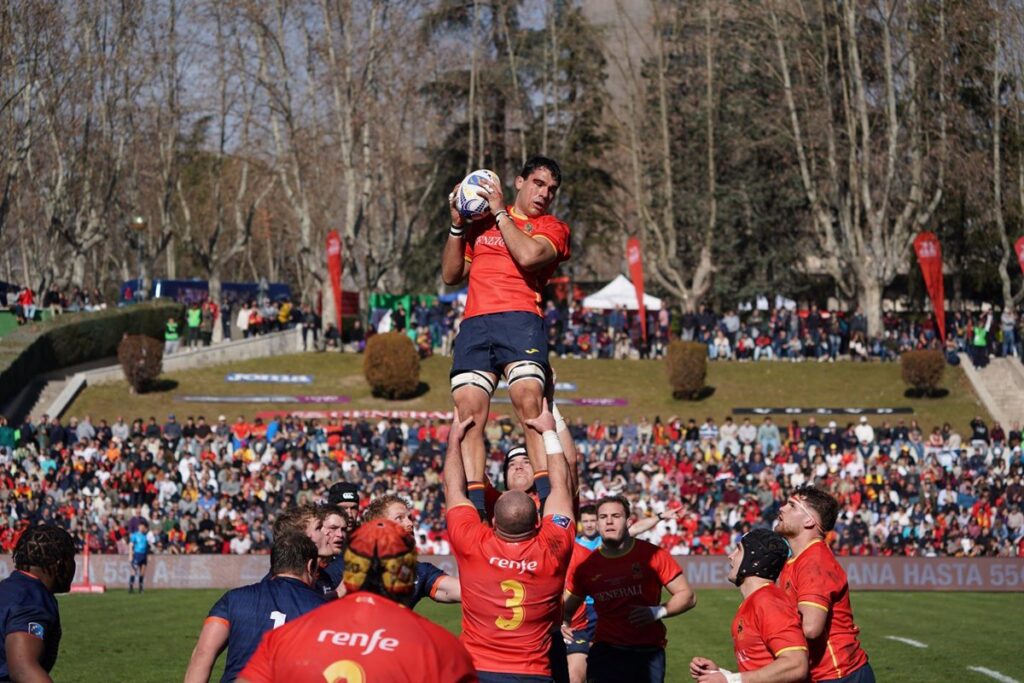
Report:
362,494,460,607
273,504,347,597
445,402,576,682
775,486,874,683
689,529,808,682
562,496,696,683
0,525,76,682
238,519,476,683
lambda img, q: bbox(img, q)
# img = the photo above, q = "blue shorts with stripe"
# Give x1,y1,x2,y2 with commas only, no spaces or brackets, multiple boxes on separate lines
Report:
451,311,549,378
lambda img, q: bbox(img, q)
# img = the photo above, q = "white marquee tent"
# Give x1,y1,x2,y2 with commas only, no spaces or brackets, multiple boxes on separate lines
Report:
581,274,662,311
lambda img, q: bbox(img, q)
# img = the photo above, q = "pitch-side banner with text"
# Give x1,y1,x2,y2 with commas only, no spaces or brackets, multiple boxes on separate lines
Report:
2,555,1022,591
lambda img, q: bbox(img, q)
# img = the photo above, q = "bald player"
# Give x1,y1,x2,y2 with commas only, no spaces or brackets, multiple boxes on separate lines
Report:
445,402,575,682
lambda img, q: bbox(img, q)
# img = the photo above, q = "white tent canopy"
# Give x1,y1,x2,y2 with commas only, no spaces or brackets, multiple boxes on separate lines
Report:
581,274,662,311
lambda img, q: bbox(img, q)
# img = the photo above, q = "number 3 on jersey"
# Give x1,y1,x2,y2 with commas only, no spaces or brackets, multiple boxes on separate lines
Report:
495,579,525,631
323,660,366,683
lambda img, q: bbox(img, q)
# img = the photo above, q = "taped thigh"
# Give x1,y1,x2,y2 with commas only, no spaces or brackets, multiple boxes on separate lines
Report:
451,370,497,397
503,360,546,388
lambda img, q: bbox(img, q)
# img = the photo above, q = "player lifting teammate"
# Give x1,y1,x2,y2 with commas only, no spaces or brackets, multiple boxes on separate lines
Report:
775,486,874,683
689,529,808,683
442,156,570,517
445,402,575,682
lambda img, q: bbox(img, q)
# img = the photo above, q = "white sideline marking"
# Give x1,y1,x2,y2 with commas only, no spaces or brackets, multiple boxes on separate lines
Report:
884,635,928,649
968,666,1021,683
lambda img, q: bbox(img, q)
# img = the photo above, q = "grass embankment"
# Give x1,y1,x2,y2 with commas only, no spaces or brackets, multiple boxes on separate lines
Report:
66,353,987,431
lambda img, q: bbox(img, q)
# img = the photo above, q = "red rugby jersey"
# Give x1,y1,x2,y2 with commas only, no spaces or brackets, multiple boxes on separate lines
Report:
447,503,574,676
732,583,807,673
778,539,869,681
237,592,476,683
462,208,570,319
565,538,682,649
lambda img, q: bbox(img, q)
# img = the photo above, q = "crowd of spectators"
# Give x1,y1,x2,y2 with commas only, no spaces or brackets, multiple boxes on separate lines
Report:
3,283,109,324
361,297,1024,366
1,408,1021,560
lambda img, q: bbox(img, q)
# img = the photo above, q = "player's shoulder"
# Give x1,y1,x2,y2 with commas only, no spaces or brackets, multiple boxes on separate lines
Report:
0,572,50,605
536,213,569,231
754,582,795,611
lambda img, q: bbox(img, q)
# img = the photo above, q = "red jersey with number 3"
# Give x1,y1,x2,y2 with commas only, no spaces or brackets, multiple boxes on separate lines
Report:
565,538,682,648
732,583,807,672
462,208,570,319
447,503,575,676
237,592,476,683
778,539,869,681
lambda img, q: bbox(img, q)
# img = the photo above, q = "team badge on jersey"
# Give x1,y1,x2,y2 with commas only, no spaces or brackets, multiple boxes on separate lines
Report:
525,223,535,234
551,514,571,529
28,622,45,639
631,562,643,580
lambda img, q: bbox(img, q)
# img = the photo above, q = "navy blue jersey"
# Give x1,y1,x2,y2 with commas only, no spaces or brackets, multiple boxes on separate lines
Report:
0,571,61,680
207,575,326,682
314,555,345,596
411,561,447,608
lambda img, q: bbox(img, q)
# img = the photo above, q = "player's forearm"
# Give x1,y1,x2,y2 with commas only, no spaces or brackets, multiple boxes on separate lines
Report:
664,584,697,617
443,432,470,503
562,594,583,625
628,514,661,537
441,239,467,285
433,575,461,603
496,219,553,269
735,652,808,683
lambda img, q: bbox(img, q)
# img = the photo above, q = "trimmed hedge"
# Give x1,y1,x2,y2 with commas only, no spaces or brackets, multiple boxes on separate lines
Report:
363,331,421,399
0,301,183,407
118,334,165,393
666,340,708,399
901,349,946,395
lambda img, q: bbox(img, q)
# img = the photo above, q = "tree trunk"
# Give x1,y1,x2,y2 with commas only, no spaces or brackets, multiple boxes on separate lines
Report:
209,272,224,344
857,277,884,338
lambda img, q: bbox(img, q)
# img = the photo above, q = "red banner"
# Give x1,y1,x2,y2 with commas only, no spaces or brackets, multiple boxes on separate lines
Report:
1015,236,1024,277
326,230,343,329
913,232,945,343
626,237,647,341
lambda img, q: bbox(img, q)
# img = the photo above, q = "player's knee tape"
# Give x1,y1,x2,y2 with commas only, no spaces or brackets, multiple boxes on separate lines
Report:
451,370,496,397
504,360,546,387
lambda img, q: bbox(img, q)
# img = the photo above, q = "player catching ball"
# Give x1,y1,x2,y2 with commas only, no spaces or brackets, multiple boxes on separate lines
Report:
689,528,808,683
442,156,570,518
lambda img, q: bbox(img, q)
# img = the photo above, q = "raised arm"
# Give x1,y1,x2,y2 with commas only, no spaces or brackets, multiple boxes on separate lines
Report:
477,178,557,271
525,399,573,520
443,409,474,507
442,184,470,285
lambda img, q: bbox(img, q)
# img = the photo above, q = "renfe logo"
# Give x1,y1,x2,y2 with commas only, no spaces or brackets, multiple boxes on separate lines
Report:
317,628,400,655
488,557,538,574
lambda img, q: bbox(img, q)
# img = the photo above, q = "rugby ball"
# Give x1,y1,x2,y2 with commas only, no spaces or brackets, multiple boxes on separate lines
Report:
456,169,500,220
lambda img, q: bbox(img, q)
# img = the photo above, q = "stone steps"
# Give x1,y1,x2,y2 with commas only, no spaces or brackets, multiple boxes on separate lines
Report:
959,355,1024,428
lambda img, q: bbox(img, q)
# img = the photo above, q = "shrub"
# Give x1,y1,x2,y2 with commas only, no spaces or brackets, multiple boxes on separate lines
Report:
363,331,420,399
665,340,707,399
901,349,946,395
0,301,182,407
118,334,165,393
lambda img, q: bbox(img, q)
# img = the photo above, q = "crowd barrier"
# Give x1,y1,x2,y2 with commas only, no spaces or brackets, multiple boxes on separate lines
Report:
2,554,1022,591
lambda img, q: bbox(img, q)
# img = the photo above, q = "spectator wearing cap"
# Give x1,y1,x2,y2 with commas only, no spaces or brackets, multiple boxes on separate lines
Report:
163,414,183,451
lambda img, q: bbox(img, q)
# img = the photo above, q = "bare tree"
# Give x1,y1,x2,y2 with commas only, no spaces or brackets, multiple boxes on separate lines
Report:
767,0,948,334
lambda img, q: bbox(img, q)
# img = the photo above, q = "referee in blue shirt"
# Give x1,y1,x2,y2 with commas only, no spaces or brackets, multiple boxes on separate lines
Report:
0,524,76,682
183,532,326,683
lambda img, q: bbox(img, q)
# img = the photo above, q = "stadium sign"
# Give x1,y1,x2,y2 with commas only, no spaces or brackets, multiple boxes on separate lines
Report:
180,395,349,404
732,407,914,415
225,373,313,384
3,555,1019,591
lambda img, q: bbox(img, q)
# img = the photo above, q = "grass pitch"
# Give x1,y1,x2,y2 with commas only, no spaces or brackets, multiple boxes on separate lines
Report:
56,588,1022,682
67,353,987,429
